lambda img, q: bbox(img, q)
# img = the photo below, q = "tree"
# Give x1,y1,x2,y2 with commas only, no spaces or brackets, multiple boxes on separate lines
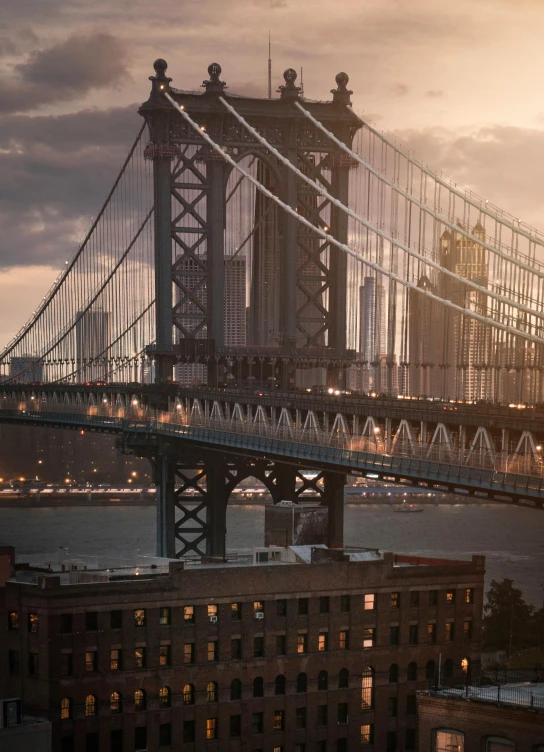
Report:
482,578,534,653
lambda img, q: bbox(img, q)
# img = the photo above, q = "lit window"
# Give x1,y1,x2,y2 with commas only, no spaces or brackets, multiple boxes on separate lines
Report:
208,604,218,618
253,600,264,613
361,666,374,708
60,697,72,720
134,609,146,627
183,684,195,704
206,718,217,740
446,590,456,604
85,694,97,717
318,632,328,651
8,611,19,630
110,692,122,714
297,633,307,653
28,613,39,633
364,593,375,610
159,607,171,625
231,602,241,620
110,648,122,671
183,605,194,623
363,628,375,648
461,657,470,674
159,686,171,708
464,588,474,604
361,724,373,744
183,643,194,664
208,640,218,662
273,709,284,730
390,592,400,608
207,681,218,702
428,623,437,642
134,689,146,711
135,647,146,669
85,651,97,672
340,630,349,649
159,644,171,666
435,730,464,752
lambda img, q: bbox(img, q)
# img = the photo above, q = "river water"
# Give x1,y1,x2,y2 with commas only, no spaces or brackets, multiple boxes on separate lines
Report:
1,503,543,606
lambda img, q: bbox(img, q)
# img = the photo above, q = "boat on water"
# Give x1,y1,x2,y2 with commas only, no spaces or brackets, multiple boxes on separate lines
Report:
393,501,424,513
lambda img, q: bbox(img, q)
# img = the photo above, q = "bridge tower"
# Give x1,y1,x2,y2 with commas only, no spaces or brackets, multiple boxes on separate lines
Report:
138,59,361,558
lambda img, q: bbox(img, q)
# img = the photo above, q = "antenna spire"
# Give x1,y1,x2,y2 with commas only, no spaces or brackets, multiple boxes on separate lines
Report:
268,32,272,99
300,66,304,98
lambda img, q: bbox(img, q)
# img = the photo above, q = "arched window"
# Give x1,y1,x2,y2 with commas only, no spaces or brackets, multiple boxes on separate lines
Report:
389,663,399,683
85,694,97,717
443,658,454,680
110,692,122,714
318,670,328,691
461,656,470,675
275,675,286,695
435,729,464,752
407,661,418,681
207,681,218,702
485,737,515,751
361,666,374,709
60,697,72,720
296,672,307,693
134,689,146,711
426,660,436,681
338,668,349,689
183,683,195,705
253,676,264,697
159,686,171,708
230,678,242,701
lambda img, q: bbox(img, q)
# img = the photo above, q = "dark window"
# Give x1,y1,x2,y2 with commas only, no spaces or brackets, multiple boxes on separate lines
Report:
339,630,349,649
159,607,171,626
253,676,264,697
60,614,72,634
390,592,400,608
8,611,19,630
61,736,75,752
319,596,330,613
28,613,38,632
183,721,195,743
159,644,171,666
134,609,145,628
273,709,284,731
464,588,474,604
159,687,170,708
230,678,242,700
338,668,349,689
406,694,417,714
230,714,241,737
428,623,437,643
85,611,98,631
159,723,171,747
110,610,122,629
85,695,97,717
446,621,455,641
28,652,39,676
254,636,264,658
134,690,146,711
317,704,328,726
318,670,328,690
405,729,416,752
318,632,329,651
297,745,307,752
408,624,419,645
463,620,473,640
183,642,194,664
231,602,241,620
296,707,307,729
110,648,122,671
338,702,348,724
407,661,418,681
252,712,263,734
317,743,327,752
134,727,147,751
386,731,397,752
275,674,286,695
443,658,454,678
426,660,436,680
276,634,286,655
428,590,438,606
388,697,398,718
86,732,99,752
61,652,73,676
231,638,242,659
296,672,307,692
446,589,456,604
184,605,195,623
135,647,146,669
390,625,400,645
298,597,309,615
8,649,20,676
340,594,350,612
297,633,307,653
85,651,97,672
389,663,399,683
110,729,123,752
409,591,419,608
337,740,347,752
276,599,287,616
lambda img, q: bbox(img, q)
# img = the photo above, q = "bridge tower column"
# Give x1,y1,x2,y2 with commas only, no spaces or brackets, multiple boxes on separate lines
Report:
155,452,176,558
206,154,227,387
322,471,346,548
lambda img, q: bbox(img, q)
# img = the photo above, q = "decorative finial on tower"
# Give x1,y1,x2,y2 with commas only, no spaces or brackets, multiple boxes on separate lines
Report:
149,59,172,99
278,68,300,100
331,72,352,107
202,63,227,94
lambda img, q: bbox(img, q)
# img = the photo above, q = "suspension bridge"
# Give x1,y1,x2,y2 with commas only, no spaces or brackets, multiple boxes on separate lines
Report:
2,59,544,557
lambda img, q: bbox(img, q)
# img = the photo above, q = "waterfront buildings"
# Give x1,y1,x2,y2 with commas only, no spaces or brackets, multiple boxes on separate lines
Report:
1,545,484,752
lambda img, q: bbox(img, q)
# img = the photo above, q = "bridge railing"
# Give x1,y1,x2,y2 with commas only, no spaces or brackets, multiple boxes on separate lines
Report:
2,394,543,485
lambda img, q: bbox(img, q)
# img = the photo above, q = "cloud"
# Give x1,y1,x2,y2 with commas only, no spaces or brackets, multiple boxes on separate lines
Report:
0,31,130,114
391,83,409,97
425,90,443,98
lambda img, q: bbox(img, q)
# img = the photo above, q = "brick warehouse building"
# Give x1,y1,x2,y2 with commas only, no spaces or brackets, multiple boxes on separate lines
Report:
0,546,484,752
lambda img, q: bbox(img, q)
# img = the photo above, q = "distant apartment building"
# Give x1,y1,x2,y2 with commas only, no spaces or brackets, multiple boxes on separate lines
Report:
1,545,484,752
9,356,44,384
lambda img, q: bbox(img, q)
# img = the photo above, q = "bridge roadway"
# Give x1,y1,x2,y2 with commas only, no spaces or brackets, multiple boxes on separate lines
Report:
1,385,543,509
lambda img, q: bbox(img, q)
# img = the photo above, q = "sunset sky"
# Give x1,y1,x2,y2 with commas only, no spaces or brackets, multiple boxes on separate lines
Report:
2,0,544,347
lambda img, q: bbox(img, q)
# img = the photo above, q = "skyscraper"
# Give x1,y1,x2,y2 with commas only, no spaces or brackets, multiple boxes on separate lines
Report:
408,275,444,397
9,356,44,384
75,310,110,382
359,276,387,390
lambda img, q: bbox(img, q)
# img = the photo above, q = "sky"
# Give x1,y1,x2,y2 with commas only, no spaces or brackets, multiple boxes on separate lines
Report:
2,0,544,347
